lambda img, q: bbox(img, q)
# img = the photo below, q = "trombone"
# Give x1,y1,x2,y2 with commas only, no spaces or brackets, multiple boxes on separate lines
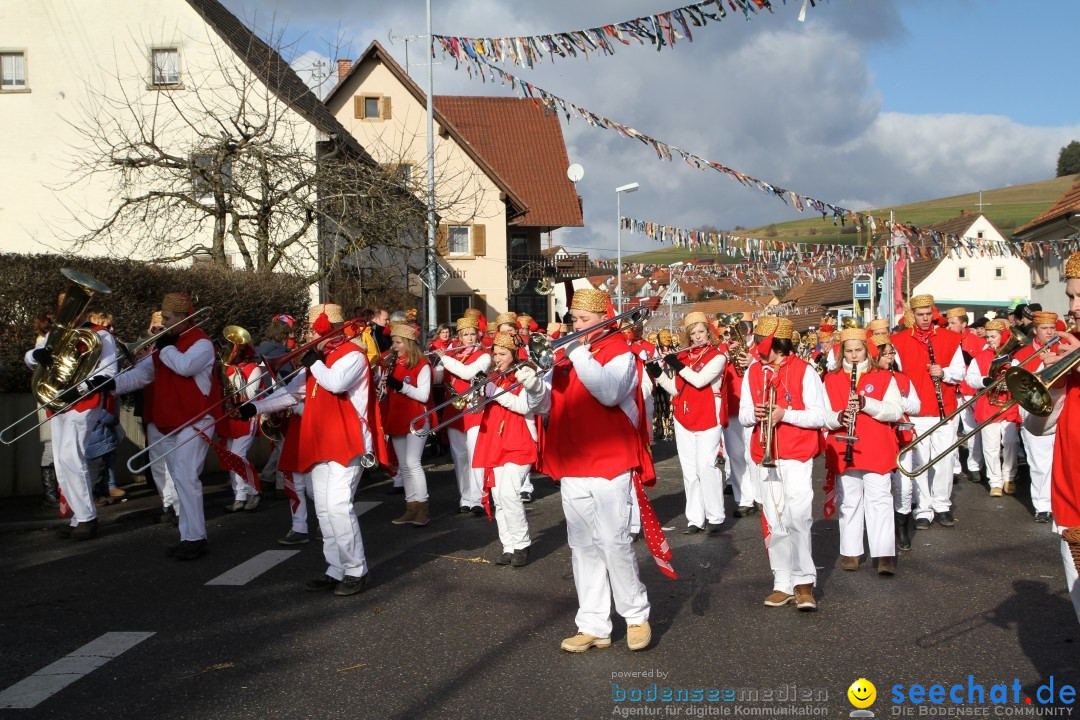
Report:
0,307,213,446
895,333,1063,478
410,306,650,436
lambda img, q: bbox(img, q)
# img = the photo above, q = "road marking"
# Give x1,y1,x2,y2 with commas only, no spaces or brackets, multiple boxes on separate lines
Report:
205,550,300,586
0,632,154,709
354,501,381,516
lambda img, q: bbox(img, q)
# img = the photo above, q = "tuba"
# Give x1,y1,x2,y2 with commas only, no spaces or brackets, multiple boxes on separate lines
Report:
33,269,113,412
217,325,253,415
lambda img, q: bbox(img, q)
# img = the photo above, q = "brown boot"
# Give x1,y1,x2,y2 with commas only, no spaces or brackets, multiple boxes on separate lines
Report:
392,501,418,525
877,556,896,576
793,584,817,611
411,501,430,527
840,555,860,571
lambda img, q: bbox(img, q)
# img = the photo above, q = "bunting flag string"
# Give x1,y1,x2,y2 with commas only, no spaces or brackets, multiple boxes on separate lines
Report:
436,45,1056,250
433,0,822,70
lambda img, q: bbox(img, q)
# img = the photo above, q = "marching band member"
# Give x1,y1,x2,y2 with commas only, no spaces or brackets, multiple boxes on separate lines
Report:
514,314,540,502
947,308,985,482
463,308,492,350
95,293,215,560
823,328,904,575
436,316,491,515
220,342,263,513
652,312,727,534
24,293,119,540
382,323,434,527
740,316,826,610
965,320,1020,499
265,371,312,547
542,289,669,653
255,317,295,495
653,329,677,441
871,331,921,552
723,319,757,517
471,332,550,566
239,303,372,595
890,294,966,530
1013,311,1065,522
1023,251,1080,623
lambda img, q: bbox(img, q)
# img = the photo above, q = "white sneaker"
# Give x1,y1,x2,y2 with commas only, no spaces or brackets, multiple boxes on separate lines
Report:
243,495,261,511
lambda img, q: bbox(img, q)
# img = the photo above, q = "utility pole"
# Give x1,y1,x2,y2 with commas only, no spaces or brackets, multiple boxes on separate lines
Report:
424,0,437,341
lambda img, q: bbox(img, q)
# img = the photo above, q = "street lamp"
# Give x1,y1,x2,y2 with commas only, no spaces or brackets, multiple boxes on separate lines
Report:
615,182,639,313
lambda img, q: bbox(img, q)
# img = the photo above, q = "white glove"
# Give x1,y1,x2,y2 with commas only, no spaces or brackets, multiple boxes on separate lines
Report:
563,339,589,362
515,365,542,393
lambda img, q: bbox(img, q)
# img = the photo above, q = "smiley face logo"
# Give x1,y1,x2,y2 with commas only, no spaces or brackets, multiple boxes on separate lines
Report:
848,678,876,709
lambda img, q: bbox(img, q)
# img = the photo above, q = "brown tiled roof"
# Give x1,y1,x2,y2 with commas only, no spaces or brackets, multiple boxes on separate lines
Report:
1015,175,1080,235
685,298,764,316
923,212,1005,239
184,0,376,164
792,258,943,309
587,275,613,288
434,96,584,229
327,41,530,220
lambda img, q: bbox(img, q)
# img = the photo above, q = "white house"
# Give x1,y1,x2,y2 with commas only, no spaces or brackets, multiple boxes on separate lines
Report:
1013,176,1080,317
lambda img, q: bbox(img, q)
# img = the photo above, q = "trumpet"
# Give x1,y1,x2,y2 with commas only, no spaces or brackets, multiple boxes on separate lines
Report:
644,342,713,366
411,306,650,436
895,333,1065,477
425,343,482,363
759,365,777,468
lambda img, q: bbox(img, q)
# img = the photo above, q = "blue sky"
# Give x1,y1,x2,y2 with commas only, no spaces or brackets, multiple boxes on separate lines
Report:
225,0,1080,256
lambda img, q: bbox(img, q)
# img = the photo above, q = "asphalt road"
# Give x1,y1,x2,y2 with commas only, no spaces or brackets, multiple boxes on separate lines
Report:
1,443,1076,720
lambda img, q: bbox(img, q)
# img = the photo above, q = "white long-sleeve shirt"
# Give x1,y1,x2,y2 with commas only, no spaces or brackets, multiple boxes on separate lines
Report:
309,352,372,426
738,363,827,430
822,361,904,431
654,353,725,396
487,373,551,441
380,363,431,404
25,328,119,388
440,353,492,382
113,338,215,396
566,342,640,427
894,372,922,417
253,370,306,416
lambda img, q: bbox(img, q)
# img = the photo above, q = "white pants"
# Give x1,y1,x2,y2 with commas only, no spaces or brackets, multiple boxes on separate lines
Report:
147,424,178,511
52,410,96,524
161,415,213,542
722,421,753,507
260,441,283,490
560,474,650,638
980,422,1018,489
1059,532,1080,625
838,471,894,558
392,432,427,502
448,426,483,508
287,471,312,534
674,420,725,527
521,473,535,495
755,459,816,593
228,430,257,500
492,463,532,552
311,458,367,580
1021,427,1055,514
953,405,983,473
910,416,956,520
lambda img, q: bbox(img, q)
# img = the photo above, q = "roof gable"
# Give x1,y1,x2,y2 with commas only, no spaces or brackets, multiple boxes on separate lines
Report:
1015,174,1080,235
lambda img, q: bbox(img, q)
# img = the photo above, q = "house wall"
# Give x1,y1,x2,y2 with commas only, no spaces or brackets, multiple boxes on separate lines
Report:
327,58,511,320
0,0,319,282
1017,217,1078,318
912,217,1030,308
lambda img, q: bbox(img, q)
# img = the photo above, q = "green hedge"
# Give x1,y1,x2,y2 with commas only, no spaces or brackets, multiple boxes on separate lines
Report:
0,254,310,393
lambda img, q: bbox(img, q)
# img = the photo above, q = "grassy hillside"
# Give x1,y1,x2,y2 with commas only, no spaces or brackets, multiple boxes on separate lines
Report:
623,174,1078,265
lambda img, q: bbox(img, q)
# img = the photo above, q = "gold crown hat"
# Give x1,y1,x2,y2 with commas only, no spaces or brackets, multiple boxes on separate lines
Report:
492,331,518,352
456,316,479,331
867,318,890,334
754,315,779,337
945,307,968,320
308,303,344,325
517,314,533,328
774,317,794,340
570,288,609,314
840,327,868,345
1032,311,1059,326
870,332,892,348
494,312,518,327
683,311,711,328
161,292,194,314
390,322,417,341
909,294,935,310
1066,251,1080,279
985,319,1007,332
463,307,482,319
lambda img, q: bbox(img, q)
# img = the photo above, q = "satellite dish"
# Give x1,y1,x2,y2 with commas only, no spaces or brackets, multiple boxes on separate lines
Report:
566,164,584,183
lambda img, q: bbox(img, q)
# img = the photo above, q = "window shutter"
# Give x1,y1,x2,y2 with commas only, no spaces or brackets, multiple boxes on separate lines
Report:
380,96,392,120
354,96,364,119
472,224,486,257
436,224,448,256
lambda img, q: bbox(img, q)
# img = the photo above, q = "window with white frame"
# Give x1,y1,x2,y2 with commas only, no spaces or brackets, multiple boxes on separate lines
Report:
1,51,27,90
151,48,180,86
448,225,470,255
977,231,984,240
448,295,472,320
995,266,1004,279
958,267,968,280
192,153,232,204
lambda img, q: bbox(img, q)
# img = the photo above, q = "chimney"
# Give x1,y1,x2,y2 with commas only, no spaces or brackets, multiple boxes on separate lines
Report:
337,59,352,82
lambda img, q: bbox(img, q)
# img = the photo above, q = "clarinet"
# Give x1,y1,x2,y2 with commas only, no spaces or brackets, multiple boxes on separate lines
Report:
925,340,947,421
376,350,397,401
837,364,860,464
